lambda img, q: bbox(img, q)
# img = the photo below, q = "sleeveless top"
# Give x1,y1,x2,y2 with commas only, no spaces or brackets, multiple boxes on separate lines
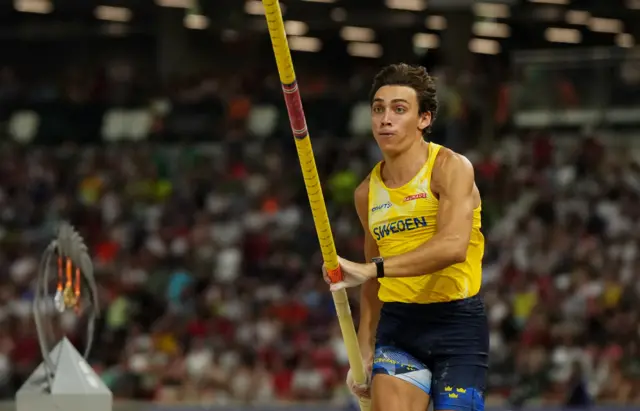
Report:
367,143,484,304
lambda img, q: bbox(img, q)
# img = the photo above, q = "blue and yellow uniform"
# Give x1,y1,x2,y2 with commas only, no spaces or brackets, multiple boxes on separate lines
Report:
368,142,488,411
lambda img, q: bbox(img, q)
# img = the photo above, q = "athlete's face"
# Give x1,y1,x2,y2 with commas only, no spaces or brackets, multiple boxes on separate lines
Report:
371,85,431,157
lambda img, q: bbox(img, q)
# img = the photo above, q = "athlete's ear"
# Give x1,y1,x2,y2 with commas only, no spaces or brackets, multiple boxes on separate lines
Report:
418,111,432,132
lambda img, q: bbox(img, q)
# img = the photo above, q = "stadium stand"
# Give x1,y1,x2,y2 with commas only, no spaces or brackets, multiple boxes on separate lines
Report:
0,0,639,409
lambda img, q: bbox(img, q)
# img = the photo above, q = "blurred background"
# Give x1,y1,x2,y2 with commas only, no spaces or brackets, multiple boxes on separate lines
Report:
0,0,639,410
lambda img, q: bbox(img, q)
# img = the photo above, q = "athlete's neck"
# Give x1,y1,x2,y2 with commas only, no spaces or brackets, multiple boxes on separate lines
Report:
381,139,430,188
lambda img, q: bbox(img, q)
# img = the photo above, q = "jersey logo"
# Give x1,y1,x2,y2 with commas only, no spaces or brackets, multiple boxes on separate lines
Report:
371,202,392,213
372,216,427,240
404,192,427,202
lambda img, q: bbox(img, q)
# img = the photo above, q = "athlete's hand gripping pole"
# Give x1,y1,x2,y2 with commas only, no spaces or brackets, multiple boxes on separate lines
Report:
260,1,371,410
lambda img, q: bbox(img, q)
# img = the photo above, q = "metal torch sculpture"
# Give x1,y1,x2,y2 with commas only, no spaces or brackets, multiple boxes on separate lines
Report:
16,222,113,411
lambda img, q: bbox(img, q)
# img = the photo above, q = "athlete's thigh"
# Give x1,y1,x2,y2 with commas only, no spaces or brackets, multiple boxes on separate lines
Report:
431,356,487,411
371,345,431,411
428,296,489,411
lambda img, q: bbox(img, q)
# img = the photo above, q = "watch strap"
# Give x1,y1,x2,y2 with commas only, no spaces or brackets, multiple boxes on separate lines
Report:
371,257,385,278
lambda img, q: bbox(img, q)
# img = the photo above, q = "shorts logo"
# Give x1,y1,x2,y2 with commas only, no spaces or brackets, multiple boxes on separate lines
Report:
404,192,427,202
371,202,392,213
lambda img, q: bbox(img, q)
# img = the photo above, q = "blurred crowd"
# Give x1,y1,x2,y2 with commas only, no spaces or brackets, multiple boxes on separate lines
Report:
0,58,639,408
479,134,640,406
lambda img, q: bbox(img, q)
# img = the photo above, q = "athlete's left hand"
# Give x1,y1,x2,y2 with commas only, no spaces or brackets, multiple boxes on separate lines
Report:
322,256,376,292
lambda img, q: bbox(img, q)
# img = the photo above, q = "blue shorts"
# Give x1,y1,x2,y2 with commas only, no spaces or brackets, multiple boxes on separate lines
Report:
372,295,489,411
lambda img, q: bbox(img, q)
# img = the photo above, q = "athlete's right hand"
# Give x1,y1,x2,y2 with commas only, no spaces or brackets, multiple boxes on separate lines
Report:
346,360,373,399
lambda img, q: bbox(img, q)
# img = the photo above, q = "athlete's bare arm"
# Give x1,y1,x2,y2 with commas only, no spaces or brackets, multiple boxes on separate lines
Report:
373,149,478,278
354,177,383,356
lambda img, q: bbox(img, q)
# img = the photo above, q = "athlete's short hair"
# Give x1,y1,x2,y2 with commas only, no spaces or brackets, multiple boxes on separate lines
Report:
369,63,439,136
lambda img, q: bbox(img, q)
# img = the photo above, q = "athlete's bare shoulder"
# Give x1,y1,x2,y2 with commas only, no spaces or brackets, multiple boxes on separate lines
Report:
433,146,473,171
431,146,477,198
354,174,371,218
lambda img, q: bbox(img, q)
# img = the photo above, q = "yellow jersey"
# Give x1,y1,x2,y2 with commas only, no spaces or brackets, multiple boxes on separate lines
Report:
367,143,484,304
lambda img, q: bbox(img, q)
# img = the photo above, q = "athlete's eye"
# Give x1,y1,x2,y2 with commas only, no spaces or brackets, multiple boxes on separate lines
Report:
395,106,407,114
372,106,384,114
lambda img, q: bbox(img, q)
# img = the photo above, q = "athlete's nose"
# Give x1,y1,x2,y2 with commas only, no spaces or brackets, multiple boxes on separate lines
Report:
380,110,392,126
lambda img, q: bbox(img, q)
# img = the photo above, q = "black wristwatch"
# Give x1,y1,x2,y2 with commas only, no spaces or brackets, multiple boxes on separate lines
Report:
371,256,385,278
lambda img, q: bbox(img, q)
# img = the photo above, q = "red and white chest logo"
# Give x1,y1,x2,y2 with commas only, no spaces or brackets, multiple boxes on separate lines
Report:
403,192,428,202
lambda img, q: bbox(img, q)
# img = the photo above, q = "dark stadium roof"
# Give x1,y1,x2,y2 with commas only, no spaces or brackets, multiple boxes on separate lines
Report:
0,0,637,57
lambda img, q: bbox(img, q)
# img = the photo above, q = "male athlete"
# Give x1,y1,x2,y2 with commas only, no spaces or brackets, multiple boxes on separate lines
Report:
323,63,487,411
